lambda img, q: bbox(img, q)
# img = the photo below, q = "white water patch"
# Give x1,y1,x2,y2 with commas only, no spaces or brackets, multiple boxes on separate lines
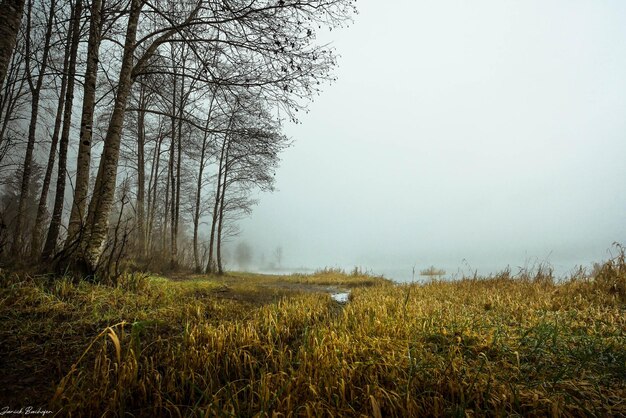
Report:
331,292,350,303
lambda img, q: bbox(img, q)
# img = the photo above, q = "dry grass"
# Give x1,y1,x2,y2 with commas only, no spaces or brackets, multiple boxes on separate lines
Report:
190,269,390,288
1,250,625,417
288,267,390,287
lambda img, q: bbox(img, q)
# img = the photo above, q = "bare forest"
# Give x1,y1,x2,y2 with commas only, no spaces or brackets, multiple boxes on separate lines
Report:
0,0,357,279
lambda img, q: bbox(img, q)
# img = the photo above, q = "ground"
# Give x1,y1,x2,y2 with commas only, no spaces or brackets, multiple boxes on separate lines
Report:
0,270,380,410
0,261,624,417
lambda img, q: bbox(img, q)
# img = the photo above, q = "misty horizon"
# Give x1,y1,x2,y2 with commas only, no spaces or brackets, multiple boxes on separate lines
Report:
231,0,626,279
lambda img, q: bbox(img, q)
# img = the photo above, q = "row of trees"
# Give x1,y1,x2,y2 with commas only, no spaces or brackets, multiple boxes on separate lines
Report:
0,0,356,279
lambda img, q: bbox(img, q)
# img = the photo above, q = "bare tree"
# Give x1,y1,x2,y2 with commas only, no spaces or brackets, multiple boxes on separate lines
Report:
65,0,105,249
134,79,148,257
11,0,57,256
42,0,83,260
146,116,167,254
207,90,288,274
69,0,143,274
30,2,74,257
191,91,218,272
62,0,356,277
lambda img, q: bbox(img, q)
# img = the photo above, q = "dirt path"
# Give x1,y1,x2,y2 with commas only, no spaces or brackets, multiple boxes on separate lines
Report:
183,273,352,306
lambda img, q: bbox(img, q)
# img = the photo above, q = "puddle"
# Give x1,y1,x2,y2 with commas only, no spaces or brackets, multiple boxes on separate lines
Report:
331,292,350,303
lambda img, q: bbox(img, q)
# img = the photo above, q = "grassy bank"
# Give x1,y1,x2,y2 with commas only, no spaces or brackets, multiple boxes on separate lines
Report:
1,255,624,417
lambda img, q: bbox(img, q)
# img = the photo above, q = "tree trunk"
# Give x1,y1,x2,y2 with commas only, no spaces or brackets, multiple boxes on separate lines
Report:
136,82,146,257
168,67,177,268
192,154,204,272
206,107,238,274
206,136,227,274
162,134,170,254
147,126,163,254
192,97,215,272
65,0,103,250
174,90,183,269
30,6,71,258
168,133,176,266
11,0,56,256
216,144,230,275
42,0,82,260
0,0,25,87
69,0,142,275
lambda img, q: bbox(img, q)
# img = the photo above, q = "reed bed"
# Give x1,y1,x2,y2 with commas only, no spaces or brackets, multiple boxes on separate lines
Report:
289,268,391,287
1,250,625,417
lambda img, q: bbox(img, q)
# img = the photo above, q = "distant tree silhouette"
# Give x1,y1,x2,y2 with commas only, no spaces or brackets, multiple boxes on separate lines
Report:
235,241,253,271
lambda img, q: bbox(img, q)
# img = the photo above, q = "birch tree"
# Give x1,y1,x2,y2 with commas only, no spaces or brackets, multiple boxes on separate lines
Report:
65,0,105,249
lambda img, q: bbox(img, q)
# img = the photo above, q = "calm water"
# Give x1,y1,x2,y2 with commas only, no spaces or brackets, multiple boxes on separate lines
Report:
368,260,600,283
254,258,600,284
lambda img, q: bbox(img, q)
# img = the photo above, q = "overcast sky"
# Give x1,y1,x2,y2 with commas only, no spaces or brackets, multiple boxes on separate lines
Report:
235,0,626,280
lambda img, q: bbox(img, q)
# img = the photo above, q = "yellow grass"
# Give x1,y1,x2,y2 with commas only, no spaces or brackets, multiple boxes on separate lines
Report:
1,250,624,417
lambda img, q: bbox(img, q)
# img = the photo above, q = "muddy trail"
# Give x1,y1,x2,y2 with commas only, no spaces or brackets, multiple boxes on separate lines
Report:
167,272,353,306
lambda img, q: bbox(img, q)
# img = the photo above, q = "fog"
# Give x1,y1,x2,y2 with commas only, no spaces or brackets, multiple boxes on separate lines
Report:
233,0,626,281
